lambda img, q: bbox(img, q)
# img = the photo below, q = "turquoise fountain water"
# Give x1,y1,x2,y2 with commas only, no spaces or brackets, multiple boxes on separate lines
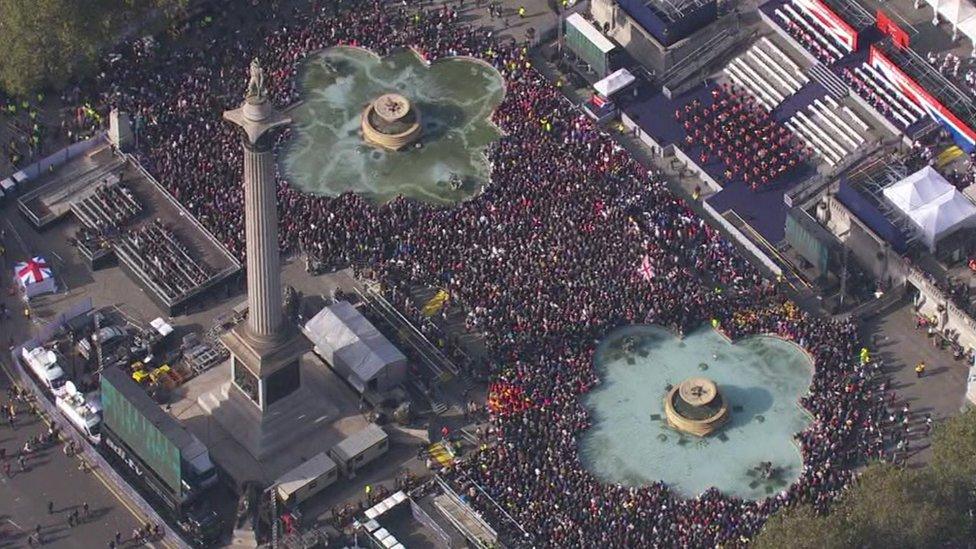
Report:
579,325,814,500
281,47,505,204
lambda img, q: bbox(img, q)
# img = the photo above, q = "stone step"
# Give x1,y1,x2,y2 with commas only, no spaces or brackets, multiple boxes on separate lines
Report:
807,63,848,100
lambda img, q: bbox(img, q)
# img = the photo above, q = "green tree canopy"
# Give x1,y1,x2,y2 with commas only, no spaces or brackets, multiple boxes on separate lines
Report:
754,407,976,549
0,0,185,96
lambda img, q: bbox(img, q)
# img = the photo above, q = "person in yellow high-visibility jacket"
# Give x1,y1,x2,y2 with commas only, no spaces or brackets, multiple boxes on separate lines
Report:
518,6,526,18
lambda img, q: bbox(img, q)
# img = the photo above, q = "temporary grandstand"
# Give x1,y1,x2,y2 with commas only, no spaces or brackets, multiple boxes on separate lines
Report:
17,136,240,316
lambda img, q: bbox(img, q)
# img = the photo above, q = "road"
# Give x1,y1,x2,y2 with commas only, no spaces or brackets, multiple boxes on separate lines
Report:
0,226,157,548
0,375,149,549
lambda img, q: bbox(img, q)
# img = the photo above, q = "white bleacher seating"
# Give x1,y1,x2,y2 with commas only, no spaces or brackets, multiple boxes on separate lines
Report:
791,114,844,162
795,111,848,159
842,105,871,131
725,64,776,109
761,37,809,83
789,0,849,53
732,58,786,103
783,4,843,59
855,66,917,125
786,120,838,166
862,64,926,118
749,48,802,92
812,100,864,146
809,103,861,148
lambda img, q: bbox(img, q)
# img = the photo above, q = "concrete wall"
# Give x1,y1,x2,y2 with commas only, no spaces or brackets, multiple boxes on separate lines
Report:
825,194,976,404
592,0,731,76
906,267,976,353
824,195,909,287
703,201,783,276
826,195,976,357
621,111,664,153
591,0,665,73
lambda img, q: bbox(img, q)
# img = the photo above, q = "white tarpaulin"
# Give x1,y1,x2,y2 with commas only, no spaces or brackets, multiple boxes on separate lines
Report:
593,68,636,97
883,166,976,250
304,301,407,392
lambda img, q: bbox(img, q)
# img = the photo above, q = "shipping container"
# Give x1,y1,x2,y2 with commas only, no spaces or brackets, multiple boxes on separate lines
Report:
329,424,388,477
100,367,217,508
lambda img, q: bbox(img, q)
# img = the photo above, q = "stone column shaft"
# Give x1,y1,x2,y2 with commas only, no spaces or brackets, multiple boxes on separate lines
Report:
242,140,282,339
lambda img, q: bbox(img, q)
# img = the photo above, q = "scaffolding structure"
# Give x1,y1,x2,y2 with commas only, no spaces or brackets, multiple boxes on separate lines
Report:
647,0,716,21
819,0,875,29
875,38,976,127
847,158,923,247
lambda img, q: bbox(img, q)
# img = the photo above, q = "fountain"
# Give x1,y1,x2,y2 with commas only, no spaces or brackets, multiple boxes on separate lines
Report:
579,325,814,500
361,93,422,150
281,47,504,204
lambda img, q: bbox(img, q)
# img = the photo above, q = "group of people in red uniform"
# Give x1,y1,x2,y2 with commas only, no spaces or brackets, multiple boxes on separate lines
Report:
675,84,809,191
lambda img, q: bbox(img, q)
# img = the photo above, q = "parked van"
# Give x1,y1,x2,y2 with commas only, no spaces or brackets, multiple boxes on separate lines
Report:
56,382,102,443
21,346,68,396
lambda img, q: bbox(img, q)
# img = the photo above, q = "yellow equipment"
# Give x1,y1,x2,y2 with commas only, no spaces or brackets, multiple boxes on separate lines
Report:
149,364,172,384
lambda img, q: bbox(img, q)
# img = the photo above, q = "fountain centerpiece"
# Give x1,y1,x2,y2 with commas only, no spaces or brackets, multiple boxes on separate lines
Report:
362,93,422,151
664,377,730,437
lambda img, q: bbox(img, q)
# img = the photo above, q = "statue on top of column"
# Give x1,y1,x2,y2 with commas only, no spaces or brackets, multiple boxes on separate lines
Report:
246,58,267,103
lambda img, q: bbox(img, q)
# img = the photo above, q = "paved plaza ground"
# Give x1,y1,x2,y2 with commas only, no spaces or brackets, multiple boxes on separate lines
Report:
862,297,971,465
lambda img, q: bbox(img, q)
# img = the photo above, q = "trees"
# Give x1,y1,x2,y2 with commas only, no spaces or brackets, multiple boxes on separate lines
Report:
755,408,976,549
0,0,185,96
752,505,847,549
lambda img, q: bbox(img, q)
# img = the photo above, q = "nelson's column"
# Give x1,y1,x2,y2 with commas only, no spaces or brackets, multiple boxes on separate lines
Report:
209,59,333,461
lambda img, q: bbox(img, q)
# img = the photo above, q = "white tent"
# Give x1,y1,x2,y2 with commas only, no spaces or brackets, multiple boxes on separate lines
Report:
883,166,976,250
920,0,976,49
304,301,407,393
14,256,56,298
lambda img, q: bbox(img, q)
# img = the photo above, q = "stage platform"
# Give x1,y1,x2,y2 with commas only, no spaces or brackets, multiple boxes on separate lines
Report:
620,82,817,243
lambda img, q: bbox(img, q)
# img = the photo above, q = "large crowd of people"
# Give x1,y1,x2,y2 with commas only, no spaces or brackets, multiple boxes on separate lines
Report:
68,1,901,546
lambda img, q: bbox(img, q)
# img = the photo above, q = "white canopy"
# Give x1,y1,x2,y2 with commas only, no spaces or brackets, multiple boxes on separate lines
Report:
883,166,976,250
14,256,56,298
594,68,636,97
923,0,976,45
304,301,407,391
150,317,174,337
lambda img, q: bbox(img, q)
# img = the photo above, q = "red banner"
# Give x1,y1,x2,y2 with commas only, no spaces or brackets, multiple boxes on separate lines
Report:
795,0,859,51
869,46,976,151
876,10,910,48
